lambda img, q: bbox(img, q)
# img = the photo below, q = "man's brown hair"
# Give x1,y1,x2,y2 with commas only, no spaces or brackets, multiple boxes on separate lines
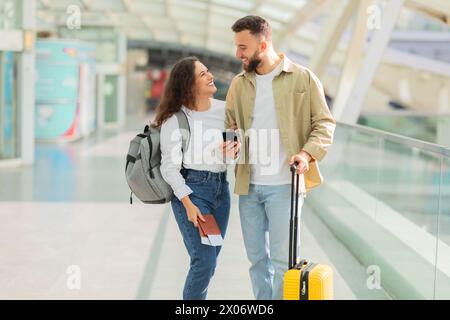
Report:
231,15,271,41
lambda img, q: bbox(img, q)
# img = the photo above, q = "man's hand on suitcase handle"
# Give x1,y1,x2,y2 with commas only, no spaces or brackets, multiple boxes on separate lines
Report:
289,151,312,175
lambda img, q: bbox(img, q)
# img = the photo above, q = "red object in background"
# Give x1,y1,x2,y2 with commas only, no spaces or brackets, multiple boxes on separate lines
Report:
149,69,168,99
64,65,82,139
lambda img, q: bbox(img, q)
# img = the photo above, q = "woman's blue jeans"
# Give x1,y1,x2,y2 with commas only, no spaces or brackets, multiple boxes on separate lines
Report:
171,168,230,300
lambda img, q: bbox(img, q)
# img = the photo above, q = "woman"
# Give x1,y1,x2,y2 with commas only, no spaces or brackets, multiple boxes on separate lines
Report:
153,57,239,300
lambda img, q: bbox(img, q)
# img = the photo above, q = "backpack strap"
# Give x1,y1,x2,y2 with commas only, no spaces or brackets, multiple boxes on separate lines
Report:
174,110,190,153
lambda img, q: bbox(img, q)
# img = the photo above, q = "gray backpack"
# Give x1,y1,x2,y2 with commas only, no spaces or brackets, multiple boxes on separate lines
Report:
125,111,190,204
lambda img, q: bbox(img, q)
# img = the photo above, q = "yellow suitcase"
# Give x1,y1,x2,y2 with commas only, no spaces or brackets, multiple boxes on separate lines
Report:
283,163,334,300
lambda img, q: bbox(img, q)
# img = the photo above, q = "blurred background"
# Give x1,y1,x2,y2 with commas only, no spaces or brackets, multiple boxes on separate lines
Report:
0,0,449,300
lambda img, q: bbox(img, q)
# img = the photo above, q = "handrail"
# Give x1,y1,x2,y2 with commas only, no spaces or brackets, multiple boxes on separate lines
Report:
338,122,450,158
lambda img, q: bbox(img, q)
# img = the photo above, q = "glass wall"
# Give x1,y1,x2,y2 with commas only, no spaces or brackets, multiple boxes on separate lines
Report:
58,27,125,126
0,0,22,161
0,51,18,159
103,74,118,123
308,123,450,299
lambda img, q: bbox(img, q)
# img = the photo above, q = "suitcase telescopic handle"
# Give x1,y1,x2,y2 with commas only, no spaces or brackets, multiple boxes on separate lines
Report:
290,162,298,172
289,161,300,269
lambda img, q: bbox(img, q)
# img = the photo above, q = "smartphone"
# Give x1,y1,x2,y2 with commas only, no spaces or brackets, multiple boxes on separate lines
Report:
222,131,238,142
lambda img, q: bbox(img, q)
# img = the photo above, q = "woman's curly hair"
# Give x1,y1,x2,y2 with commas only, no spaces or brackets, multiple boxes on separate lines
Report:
153,56,199,128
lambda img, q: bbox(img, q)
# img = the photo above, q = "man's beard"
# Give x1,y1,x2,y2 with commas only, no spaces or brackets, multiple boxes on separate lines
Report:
243,50,262,73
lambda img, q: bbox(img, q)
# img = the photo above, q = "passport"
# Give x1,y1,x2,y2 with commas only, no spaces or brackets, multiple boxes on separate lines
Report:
198,214,223,246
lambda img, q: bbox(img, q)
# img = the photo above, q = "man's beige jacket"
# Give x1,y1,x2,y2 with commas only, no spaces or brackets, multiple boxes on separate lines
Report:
225,54,336,195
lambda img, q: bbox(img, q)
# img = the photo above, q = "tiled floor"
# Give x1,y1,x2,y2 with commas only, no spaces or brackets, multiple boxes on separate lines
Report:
0,113,389,300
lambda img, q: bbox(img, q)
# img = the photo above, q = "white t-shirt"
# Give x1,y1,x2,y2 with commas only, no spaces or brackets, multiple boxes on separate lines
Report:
249,59,291,185
160,98,228,200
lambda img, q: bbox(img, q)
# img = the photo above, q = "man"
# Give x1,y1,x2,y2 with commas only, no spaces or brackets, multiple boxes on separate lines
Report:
225,15,336,300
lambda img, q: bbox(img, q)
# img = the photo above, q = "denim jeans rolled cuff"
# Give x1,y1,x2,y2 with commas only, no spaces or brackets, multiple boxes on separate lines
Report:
171,168,230,300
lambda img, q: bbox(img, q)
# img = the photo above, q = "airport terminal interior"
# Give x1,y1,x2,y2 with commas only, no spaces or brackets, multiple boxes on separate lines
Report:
1,0,450,300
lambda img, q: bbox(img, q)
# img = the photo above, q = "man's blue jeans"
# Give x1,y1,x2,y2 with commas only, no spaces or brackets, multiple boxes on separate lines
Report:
239,184,304,300
171,168,230,300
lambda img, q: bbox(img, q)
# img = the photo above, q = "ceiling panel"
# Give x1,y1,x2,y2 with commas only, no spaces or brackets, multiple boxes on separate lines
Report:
36,0,450,59
128,0,166,15
211,0,255,12
87,0,126,11
257,3,294,23
265,0,307,10
168,7,207,23
110,12,147,28
37,9,116,27
80,12,116,26
210,5,248,20
209,12,240,28
141,15,176,30
172,0,209,11
45,0,86,10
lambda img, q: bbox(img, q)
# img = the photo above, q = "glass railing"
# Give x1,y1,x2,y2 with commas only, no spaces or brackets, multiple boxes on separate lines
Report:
307,122,450,299
358,114,450,146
